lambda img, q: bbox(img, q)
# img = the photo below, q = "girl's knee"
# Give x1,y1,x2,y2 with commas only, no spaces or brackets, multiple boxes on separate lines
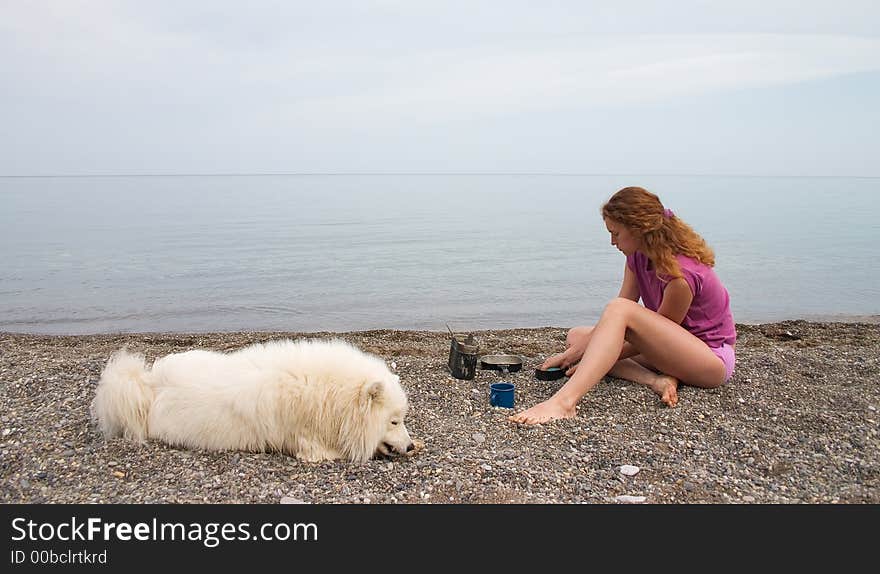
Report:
603,297,638,316
566,325,593,346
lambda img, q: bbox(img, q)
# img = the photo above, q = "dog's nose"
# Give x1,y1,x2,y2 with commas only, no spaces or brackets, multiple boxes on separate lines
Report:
406,442,415,452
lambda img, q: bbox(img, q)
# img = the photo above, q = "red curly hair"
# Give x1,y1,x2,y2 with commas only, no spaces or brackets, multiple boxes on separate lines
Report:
601,186,714,280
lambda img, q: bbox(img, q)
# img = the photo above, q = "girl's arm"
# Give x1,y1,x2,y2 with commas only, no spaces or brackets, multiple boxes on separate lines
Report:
657,277,692,324
618,265,640,301
615,265,642,360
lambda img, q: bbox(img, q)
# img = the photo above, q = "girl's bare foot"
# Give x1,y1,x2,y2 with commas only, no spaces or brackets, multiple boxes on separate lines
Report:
508,399,576,425
648,374,679,407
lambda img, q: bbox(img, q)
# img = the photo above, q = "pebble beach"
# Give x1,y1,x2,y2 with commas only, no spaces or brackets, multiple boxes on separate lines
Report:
1,319,878,504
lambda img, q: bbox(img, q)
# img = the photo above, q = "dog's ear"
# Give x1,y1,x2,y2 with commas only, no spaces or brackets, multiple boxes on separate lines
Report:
361,381,384,408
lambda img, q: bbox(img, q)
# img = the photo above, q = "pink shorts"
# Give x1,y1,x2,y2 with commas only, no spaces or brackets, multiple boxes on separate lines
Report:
710,343,736,383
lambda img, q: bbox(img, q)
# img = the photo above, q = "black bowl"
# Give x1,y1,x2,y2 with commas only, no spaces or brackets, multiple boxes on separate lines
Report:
535,367,566,381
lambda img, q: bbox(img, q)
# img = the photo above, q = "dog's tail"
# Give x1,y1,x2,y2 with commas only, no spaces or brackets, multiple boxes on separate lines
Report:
90,349,154,443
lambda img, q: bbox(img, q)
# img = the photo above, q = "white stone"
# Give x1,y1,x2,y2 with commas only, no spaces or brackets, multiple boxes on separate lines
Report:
280,497,308,504
615,495,647,504
619,464,640,476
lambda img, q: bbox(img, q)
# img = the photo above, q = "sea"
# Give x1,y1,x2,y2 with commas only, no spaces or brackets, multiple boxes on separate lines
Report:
1,174,878,334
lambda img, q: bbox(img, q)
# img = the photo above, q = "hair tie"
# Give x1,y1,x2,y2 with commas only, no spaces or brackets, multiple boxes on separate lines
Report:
663,208,674,219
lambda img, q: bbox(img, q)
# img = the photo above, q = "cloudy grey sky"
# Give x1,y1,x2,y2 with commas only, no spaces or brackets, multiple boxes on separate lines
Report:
2,1,878,176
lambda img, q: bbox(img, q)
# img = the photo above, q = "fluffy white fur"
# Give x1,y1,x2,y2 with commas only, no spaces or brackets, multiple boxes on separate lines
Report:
90,338,413,463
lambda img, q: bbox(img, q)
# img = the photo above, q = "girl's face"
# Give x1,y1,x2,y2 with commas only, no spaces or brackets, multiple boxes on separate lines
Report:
605,218,641,256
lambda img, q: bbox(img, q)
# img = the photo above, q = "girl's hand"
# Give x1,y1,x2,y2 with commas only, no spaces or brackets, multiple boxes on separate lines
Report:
541,344,586,372
540,352,567,370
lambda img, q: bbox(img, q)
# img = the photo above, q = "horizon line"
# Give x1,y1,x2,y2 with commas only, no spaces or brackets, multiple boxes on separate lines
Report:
1,171,878,179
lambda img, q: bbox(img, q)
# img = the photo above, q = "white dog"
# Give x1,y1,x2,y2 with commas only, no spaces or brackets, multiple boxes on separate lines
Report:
90,338,413,462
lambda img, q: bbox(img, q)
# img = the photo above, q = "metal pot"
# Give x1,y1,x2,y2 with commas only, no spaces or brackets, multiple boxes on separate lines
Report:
479,354,523,374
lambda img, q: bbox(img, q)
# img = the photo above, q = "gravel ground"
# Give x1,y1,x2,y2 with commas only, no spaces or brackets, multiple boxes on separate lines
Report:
1,319,878,504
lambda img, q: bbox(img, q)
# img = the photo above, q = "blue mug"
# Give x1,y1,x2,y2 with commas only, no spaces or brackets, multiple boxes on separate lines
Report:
490,382,515,408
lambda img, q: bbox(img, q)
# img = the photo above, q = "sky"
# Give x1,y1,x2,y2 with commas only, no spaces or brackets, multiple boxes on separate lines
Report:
1,1,879,176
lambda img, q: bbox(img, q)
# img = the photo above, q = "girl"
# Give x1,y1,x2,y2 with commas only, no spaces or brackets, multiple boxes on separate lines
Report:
510,186,736,425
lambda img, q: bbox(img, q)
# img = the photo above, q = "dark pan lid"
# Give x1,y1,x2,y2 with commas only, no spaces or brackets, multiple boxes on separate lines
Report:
535,367,566,381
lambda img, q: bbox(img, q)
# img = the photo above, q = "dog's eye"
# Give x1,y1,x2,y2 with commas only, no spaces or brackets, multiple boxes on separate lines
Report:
391,421,399,425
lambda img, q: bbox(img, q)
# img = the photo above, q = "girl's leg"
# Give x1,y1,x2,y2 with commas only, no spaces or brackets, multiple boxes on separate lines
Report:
606,356,679,407
510,297,725,424
557,326,680,406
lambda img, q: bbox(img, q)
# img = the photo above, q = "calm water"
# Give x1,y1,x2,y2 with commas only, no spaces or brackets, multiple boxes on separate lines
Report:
1,174,878,334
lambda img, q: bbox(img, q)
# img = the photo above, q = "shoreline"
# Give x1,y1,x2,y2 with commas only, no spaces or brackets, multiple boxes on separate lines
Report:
3,314,879,338
1,318,878,504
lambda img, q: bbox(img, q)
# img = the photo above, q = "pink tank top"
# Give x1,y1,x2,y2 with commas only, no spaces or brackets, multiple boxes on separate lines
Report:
626,251,736,348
